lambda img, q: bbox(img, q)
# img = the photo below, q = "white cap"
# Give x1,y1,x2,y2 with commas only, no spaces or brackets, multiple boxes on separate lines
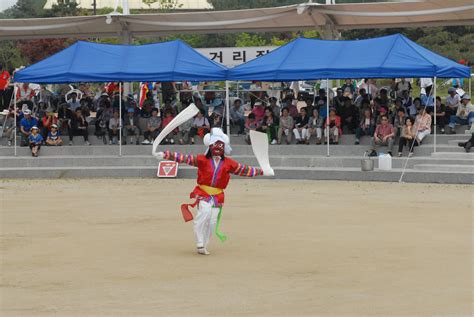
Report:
23,109,31,115
203,127,232,155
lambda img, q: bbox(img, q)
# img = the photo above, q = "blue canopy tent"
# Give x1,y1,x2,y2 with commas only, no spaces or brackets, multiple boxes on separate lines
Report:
228,34,470,156
12,39,228,157
14,39,228,83
227,34,470,81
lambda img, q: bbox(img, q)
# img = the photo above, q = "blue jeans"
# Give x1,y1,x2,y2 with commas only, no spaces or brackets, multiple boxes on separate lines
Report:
449,112,474,128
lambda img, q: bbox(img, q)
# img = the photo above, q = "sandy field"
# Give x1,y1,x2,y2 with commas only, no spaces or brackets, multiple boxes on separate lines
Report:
0,179,472,316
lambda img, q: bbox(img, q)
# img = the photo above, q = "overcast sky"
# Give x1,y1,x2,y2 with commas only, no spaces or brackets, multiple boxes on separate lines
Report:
0,0,17,12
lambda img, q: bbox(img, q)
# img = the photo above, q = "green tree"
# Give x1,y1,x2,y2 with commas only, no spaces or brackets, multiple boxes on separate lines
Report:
3,0,45,18
0,42,26,71
235,33,267,47
46,0,81,17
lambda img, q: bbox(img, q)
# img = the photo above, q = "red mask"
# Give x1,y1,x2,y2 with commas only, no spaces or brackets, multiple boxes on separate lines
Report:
210,140,225,157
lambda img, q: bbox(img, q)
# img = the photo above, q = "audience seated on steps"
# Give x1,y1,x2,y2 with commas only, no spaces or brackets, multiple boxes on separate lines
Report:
28,126,42,157
447,94,474,134
414,108,431,144
70,108,90,146
142,108,160,145
229,98,245,135
278,107,294,145
5,78,470,151
19,109,38,147
108,110,122,145
293,107,309,144
369,114,394,157
398,117,417,157
458,133,474,153
45,124,62,146
324,108,341,145
258,106,279,145
123,108,140,145
308,108,323,145
355,108,375,145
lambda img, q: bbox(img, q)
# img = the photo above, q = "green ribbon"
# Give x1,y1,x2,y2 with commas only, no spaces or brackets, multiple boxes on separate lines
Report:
215,207,227,242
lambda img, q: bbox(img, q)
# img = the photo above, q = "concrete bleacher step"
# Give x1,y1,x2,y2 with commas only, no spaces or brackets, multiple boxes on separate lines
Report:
1,154,473,169
1,130,471,147
413,164,474,173
0,144,466,158
0,165,472,184
430,152,474,160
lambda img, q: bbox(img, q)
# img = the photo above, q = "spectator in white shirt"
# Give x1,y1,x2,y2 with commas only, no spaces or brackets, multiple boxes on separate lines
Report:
445,87,461,119
448,94,474,134
108,110,122,145
123,108,140,145
229,99,245,135
68,92,81,112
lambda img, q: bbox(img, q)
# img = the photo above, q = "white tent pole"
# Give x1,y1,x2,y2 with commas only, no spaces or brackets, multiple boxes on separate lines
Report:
326,78,330,157
433,76,437,153
119,82,122,157
470,74,472,97
13,84,17,157
225,80,230,136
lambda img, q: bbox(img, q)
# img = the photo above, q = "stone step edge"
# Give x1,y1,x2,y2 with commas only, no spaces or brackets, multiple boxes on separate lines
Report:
0,154,472,161
1,165,473,175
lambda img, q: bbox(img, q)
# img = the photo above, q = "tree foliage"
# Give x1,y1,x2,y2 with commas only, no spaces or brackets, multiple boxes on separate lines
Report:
0,0,471,70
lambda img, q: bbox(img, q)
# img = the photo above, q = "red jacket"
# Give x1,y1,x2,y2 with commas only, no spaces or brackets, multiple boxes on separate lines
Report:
164,151,262,205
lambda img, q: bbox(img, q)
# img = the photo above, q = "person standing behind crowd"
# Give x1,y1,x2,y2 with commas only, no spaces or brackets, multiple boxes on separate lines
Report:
108,110,122,145
3,111,15,146
123,108,140,145
370,114,395,156
142,108,161,145
394,78,412,98
46,124,63,146
19,109,38,146
355,108,375,145
293,107,310,144
398,117,417,157
230,99,245,135
259,107,279,145
16,83,35,110
340,79,355,97
414,108,432,144
70,108,90,145
308,108,323,145
278,107,294,144
28,126,43,157
0,64,10,111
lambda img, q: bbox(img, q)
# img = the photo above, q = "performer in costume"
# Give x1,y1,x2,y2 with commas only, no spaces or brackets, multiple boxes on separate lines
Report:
156,128,264,255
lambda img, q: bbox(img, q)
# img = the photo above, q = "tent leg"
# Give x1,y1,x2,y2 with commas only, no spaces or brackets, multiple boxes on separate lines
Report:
225,81,230,136
326,78,330,157
13,84,17,157
119,82,122,157
433,77,437,153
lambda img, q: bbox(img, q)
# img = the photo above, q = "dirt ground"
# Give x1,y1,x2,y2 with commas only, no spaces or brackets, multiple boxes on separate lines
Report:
0,179,472,316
